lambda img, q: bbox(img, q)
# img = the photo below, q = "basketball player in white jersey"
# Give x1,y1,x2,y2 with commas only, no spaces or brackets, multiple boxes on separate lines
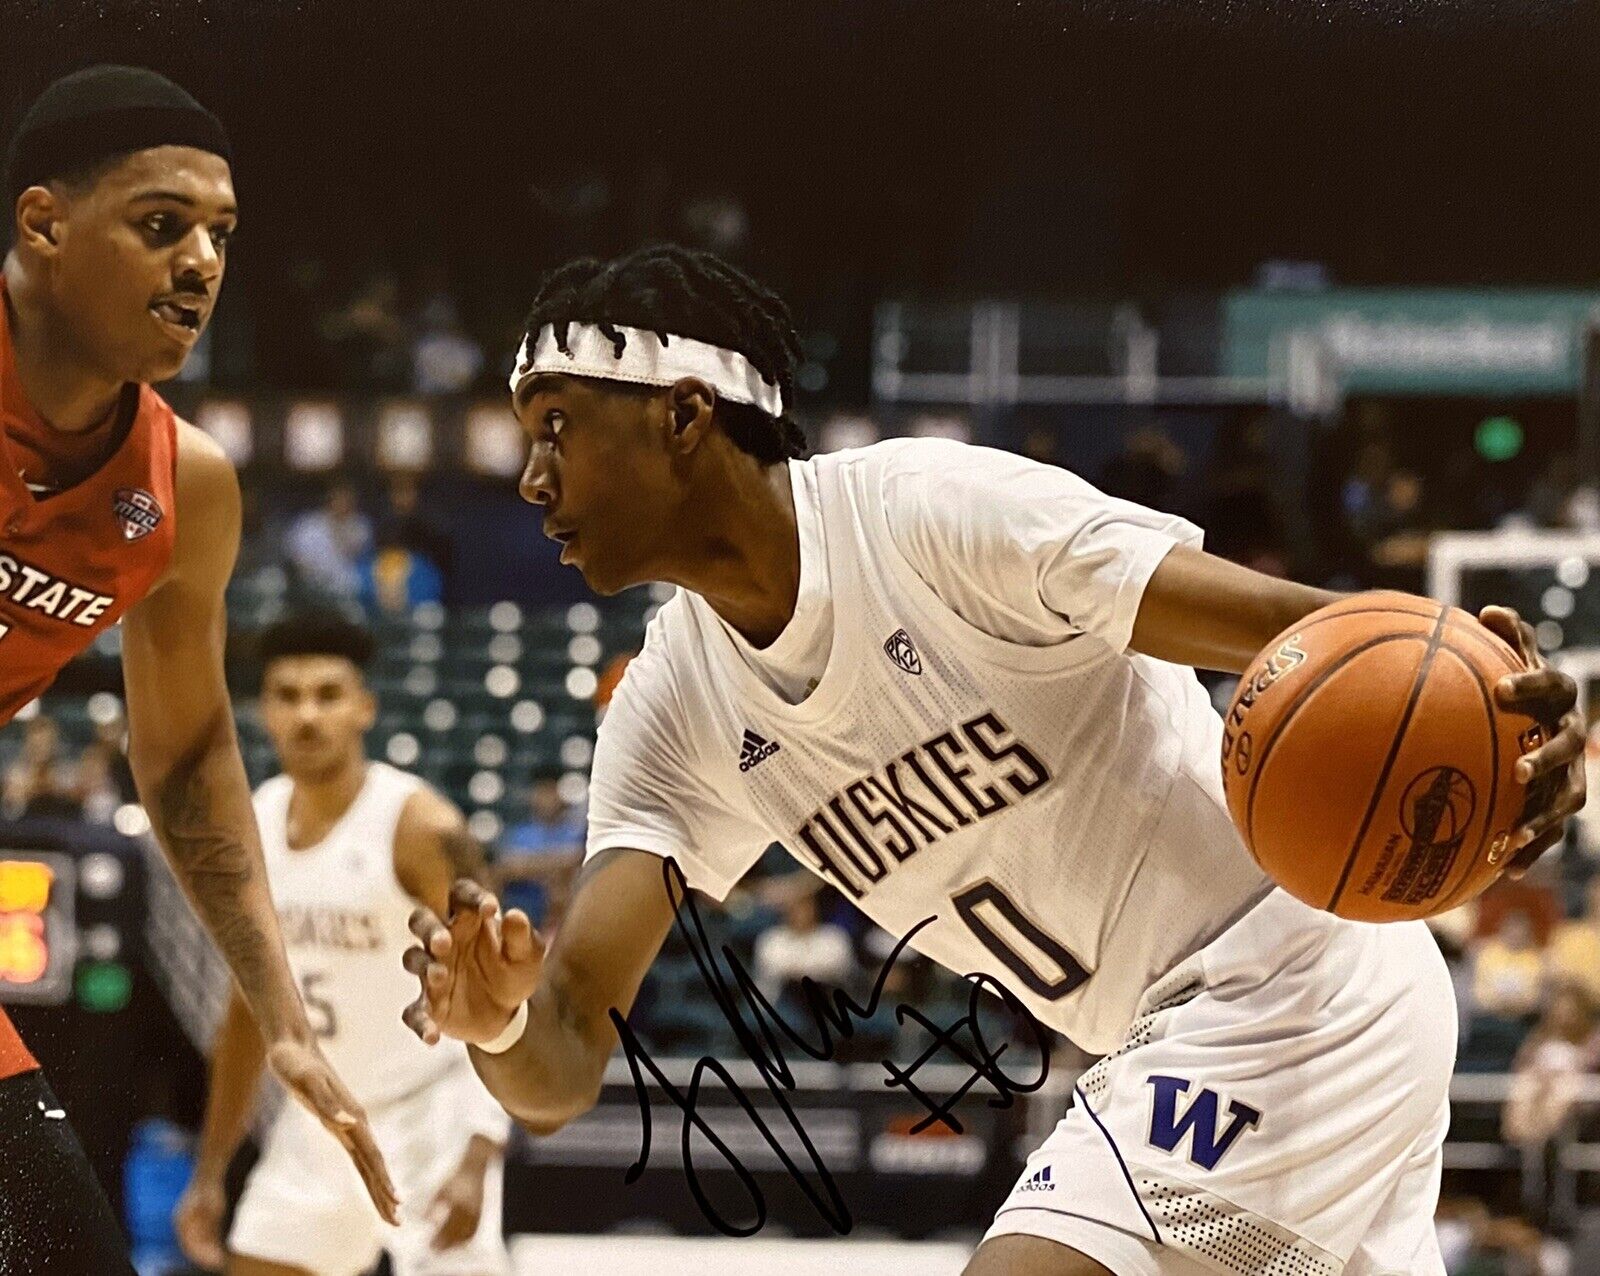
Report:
176,612,511,1276
400,246,1587,1276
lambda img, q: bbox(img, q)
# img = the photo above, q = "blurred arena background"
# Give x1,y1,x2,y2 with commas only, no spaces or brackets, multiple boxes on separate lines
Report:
3,2,1600,1272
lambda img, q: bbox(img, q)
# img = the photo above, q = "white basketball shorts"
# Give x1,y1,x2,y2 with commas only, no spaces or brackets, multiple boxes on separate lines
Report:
982,889,1456,1276
230,1059,512,1276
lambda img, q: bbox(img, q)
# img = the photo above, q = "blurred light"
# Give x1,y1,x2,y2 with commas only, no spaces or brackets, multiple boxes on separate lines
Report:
283,402,343,471
465,403,525,477
565,667,598,700
93,627,123,656
376,402,434,469
409,633,443,662
423,699,458,732
474,735,509,767
490,601,523,632
14,701,38,722
412,601,446,631
908,412,971,442
567,635,602,667
487,633,522,664
819,414,878,453
84,925,120,962
76,961,131,1014
1536,620,1564,651
485,665,520,698
510,701,545,733
196,399,254,465
648,582,675,604
468,811,502,843
468,771,505,804
110,805,149,839
1556,557,1591,590
1474,416,1524,462
386,733,421,766
557,772,589,806
86,693,123,725
403,666,438,697
566,603,600,634
560,736,594,769
1541,586,1575,619
81,852,126,898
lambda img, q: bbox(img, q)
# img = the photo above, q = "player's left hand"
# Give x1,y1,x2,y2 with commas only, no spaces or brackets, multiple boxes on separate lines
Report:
427,1143,490,1251
1480,606,1588,875
266,1037,401,1225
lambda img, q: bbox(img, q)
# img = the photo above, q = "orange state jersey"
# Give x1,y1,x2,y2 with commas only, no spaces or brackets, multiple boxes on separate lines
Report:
0,293,179,729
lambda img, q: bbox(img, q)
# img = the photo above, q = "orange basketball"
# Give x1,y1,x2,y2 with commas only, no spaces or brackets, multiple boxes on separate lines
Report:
1220,591,1546,923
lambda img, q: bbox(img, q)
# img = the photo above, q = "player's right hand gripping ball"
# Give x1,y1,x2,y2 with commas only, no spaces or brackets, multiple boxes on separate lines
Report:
1221,591,1542,922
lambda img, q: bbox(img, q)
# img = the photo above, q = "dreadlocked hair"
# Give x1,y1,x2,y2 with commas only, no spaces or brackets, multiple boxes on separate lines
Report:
519,244,807,464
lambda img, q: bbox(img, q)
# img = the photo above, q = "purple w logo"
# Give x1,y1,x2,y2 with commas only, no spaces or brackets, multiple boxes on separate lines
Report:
1146,1075,1261,1171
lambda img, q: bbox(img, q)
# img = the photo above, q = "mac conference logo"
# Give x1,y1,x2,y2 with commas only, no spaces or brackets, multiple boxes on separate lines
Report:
112,488,163,542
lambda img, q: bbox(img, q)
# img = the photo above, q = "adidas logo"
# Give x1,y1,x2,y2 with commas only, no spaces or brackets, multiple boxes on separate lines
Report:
1018,1165,1054,1193
739,728,780,772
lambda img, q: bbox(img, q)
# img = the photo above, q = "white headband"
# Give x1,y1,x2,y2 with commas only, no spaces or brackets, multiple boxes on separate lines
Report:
508,322,784,418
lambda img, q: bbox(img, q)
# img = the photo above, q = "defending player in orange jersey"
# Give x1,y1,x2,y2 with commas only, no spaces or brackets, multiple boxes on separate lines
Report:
0,66,395,1273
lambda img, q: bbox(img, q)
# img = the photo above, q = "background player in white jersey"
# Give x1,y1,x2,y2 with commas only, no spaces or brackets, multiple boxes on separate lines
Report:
399,247,1587,1276
176,612,511,1276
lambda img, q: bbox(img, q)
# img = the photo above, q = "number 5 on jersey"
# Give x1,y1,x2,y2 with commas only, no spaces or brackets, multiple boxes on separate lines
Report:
299,971,337,1039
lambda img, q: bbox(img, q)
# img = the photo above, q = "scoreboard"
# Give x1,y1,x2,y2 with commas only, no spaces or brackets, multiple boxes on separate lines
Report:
0,852,77,1005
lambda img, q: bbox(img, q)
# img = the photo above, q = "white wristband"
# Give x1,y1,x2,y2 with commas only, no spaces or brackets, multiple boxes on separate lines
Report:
475,1002,529,1056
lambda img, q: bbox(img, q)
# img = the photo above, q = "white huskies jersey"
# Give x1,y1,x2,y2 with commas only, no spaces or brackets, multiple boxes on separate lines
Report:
588,439,1274,1054
255,763,465,1107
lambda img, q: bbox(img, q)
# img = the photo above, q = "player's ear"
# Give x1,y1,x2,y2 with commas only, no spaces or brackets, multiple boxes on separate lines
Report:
663,378,716,454
13,187,64,257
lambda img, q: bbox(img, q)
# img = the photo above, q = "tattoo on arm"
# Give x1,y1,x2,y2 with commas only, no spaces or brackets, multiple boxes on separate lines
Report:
149,724,273,1010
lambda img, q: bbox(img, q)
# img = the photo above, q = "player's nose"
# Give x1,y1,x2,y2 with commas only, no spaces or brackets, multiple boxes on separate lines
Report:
519,444,555,506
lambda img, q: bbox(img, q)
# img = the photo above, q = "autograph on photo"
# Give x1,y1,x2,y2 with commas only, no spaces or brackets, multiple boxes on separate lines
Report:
610,857,1051,1236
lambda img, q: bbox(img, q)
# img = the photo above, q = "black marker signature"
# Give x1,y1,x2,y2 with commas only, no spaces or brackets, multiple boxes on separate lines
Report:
610,857,1051,1236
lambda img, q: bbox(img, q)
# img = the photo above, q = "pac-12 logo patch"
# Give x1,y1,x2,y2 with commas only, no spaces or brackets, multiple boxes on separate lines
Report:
883,627,922,676
112,488,163,542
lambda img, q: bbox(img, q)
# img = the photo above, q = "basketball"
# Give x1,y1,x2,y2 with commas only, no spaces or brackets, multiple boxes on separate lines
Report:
1220,591,1547,923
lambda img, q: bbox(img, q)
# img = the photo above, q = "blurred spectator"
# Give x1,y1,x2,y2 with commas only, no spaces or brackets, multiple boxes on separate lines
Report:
285,482,373,599
1473,911,1548,1023
75,741,126,826
1504,985,1600,1225
1099,424,1186,512
375,474,454,589
360,546,443,615
1528,452,1600,532
752,888,856,1009
320,268,408,390
1451,1215,1567,1276
1199,414,1287,576
1548,877,1600,1005
2,716,81,821
495,773,585,927
411,298,485,396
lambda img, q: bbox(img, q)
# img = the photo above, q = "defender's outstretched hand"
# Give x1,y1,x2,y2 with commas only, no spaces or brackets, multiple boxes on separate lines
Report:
1480,606,1588,874
403,879,543,1047
267,1038,400,1224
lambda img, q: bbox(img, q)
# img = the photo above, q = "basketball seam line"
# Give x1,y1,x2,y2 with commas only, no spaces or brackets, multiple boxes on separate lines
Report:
1325,604,1451,913
1429,643,1503,915
1242,631,1422,850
